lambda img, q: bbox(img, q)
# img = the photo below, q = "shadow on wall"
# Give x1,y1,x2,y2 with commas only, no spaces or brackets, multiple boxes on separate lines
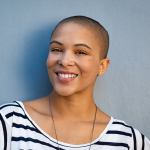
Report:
18,24,56,101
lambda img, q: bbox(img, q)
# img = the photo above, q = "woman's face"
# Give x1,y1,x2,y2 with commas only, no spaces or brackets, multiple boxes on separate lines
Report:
47,22,102,96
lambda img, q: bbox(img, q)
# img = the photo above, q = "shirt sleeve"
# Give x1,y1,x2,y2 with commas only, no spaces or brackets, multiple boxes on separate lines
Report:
130,127,150,150
0,110,11,150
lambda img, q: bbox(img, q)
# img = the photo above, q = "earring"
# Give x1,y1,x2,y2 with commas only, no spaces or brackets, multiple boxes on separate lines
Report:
98,71,101,76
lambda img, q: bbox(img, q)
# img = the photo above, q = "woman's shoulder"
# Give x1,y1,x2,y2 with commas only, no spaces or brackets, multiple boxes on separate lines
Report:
22,96,50,116
0,101,25,125
0,101,24,115
110,118,144,138
109,118,150,149
0,99,44,119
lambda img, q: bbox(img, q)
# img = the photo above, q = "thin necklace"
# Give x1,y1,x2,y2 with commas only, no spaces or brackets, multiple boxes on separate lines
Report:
49,95,97,150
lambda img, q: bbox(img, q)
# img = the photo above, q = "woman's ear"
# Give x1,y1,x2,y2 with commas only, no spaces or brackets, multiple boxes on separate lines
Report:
98,58,110,76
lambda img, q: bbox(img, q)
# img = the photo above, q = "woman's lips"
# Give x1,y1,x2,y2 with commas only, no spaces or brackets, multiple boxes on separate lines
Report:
56,72,78,83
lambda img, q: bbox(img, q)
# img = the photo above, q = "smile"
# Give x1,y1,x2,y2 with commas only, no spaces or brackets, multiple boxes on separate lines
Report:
56,73,78,78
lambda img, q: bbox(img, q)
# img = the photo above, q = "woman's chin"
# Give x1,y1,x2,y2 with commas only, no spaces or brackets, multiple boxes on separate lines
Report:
52,87,74,97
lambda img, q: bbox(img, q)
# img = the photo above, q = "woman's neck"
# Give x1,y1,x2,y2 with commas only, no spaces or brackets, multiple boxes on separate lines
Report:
49,89,97,121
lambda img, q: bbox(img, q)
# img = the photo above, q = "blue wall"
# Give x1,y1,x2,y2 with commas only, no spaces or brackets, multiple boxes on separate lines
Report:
0,0,150,138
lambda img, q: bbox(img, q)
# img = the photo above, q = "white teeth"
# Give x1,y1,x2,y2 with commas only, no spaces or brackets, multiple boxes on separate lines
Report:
65,74,68,78
58,73,61,77
58,73,77,78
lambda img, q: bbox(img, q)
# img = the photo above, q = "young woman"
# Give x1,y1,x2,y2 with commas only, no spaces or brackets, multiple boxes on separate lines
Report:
0,16,150,150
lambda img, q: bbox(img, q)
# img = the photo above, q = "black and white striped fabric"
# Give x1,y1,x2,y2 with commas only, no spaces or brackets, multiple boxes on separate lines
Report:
0,101,150,150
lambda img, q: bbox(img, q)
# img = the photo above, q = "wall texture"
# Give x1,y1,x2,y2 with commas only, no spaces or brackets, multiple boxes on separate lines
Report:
0,0,150,138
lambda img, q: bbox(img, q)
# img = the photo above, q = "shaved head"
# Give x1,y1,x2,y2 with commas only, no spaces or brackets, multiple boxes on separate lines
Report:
51,16,109,59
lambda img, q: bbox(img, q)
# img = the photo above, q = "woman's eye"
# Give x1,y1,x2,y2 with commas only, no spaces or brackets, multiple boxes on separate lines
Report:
76,51,87,55
51,48,62,52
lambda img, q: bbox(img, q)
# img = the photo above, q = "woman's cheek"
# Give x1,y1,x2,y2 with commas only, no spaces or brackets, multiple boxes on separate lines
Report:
46,54,58,67
80,60,99,77
80,63,93,76
80,58,95,72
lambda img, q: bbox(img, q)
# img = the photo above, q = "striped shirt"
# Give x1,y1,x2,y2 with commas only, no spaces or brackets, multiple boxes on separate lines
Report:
0,101,150,150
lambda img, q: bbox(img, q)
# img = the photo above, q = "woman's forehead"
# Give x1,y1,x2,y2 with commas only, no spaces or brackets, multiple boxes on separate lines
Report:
53,23,93,36
51,22,98,45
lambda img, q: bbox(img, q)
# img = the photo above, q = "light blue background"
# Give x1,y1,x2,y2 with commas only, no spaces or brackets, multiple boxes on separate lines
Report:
0,1,150,138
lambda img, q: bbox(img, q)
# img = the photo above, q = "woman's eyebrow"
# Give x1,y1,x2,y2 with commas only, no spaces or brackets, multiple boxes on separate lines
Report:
50,41,92,51
74,43,93,51
50,40,63,45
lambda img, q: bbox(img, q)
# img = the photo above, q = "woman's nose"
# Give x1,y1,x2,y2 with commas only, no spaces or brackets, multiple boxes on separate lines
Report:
58,51,75,67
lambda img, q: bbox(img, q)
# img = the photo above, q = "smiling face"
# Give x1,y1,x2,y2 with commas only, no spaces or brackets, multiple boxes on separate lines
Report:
47,22,108,96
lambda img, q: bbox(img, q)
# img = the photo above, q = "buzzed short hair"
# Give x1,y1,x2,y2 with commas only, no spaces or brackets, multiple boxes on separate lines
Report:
51,16,109,59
